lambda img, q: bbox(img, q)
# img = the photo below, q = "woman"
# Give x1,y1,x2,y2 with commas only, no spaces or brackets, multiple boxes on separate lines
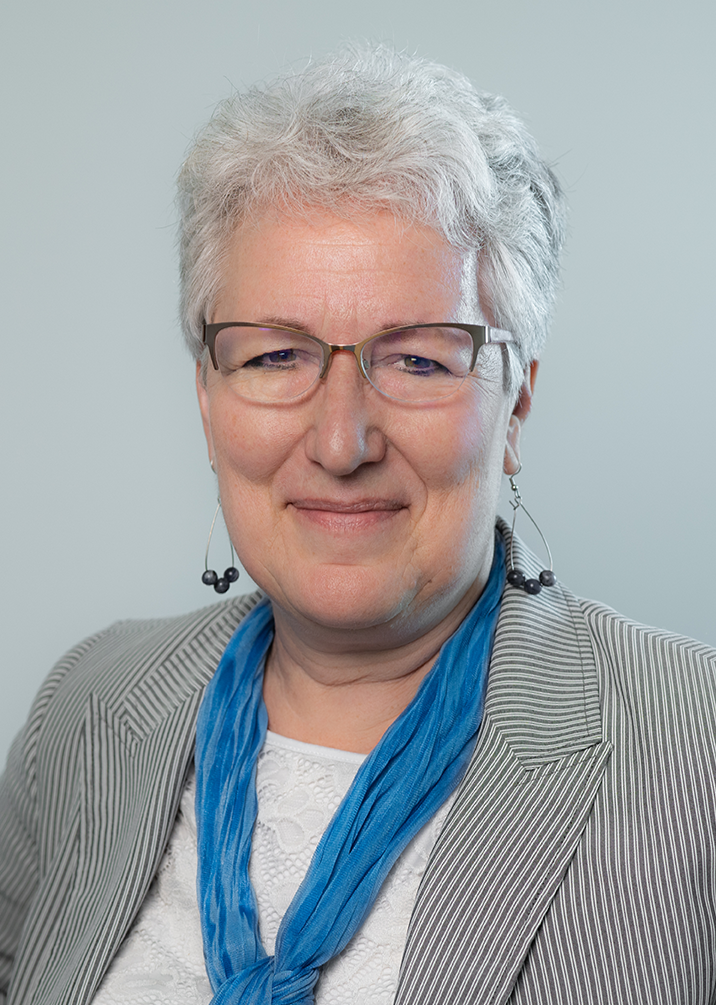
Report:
2,44,716,1005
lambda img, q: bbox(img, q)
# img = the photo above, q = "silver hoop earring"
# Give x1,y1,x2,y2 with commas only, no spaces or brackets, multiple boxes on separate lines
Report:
201,499,239,594
506,465,556,595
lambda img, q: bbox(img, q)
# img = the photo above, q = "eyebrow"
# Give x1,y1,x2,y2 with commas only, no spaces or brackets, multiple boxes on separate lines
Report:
255,316,312,332
253,316,435,337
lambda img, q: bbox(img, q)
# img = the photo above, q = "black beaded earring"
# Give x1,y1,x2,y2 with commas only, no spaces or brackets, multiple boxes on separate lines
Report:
202,499,240,594
506,465,556,595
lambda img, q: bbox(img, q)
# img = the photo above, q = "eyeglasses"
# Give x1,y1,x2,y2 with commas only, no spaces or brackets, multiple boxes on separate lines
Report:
202,322,515,404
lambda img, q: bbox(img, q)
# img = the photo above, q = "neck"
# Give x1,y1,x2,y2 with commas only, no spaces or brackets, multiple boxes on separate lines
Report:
262,575,488,754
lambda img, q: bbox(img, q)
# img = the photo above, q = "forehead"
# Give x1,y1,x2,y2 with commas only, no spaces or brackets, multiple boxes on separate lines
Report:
213,208,480,331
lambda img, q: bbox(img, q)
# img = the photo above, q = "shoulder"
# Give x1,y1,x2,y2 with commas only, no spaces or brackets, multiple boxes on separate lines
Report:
498,521,716,708
4,591,263,824
577,596,716,734
493,520,716,771
39,590,260,711
578,595,716,687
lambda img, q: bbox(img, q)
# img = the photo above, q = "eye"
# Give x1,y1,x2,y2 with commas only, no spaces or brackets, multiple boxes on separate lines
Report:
397,354,448,376
245,348,301,368
370,349,452,378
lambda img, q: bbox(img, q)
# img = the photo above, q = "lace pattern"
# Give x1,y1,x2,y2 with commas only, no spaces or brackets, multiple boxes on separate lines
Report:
92,732,454,1005
92,766,213,1005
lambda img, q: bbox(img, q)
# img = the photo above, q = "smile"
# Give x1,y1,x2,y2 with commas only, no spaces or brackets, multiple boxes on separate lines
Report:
288,498,407,532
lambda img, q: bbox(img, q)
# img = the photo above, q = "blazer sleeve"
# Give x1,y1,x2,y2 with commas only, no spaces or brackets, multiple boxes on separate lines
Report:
0,628,112,1002
0,730,40,1002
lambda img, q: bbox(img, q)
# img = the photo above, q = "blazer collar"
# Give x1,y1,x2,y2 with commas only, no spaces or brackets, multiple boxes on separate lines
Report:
487,519,603,765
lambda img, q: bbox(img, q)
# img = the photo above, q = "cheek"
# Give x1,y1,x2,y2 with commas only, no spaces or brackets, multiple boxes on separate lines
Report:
209,390,301,486
395,390,505,497
397,391,509,572
428,423,488,485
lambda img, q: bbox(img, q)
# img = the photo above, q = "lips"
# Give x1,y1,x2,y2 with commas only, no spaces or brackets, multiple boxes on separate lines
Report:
288,497,407,532
289,498,406,513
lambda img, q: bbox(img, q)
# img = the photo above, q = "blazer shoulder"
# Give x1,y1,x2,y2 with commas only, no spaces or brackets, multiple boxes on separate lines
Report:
577,596,716,752
578,596,716,673
6,590,263,824
42,589,262,724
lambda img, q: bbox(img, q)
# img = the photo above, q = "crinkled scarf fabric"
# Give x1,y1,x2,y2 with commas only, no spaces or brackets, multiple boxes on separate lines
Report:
195,534,505,1005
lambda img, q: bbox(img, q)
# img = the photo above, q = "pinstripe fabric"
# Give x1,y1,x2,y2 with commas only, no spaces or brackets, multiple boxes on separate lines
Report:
2,527,716,1005
506,605,716,1004
0,592,261,1005
393,539,613,1005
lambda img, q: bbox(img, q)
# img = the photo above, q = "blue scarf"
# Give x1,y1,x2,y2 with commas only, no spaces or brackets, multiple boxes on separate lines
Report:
195,534,505,1005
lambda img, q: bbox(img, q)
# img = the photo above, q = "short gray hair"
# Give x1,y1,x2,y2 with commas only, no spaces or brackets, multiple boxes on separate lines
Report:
177,43,567,391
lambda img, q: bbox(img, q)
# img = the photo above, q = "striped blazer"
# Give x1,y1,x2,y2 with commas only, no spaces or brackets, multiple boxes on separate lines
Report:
2,527,716,1005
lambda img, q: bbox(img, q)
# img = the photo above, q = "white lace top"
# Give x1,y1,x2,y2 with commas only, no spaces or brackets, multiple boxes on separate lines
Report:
92,731,454,1005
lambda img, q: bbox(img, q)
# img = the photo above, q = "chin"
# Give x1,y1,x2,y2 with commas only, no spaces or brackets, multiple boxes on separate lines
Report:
267,562,421,634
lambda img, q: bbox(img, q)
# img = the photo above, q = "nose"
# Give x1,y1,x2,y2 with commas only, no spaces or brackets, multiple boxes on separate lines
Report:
304,350,386,476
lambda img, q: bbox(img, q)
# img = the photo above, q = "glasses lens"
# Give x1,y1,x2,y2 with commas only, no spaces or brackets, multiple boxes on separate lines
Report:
212,326,324,401
363,326,474,401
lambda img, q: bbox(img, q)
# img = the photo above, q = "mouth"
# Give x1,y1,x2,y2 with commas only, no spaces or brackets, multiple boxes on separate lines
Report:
291,498,405,513
288,497,407,532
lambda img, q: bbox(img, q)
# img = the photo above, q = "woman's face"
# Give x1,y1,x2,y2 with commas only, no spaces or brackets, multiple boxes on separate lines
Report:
197,209,524,642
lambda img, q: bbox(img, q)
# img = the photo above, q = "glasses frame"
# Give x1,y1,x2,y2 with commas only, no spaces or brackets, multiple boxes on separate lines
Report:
201,321,516,400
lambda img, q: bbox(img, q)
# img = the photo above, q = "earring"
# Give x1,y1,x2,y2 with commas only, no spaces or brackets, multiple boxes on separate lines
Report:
505,465,556,595
201,499,240,594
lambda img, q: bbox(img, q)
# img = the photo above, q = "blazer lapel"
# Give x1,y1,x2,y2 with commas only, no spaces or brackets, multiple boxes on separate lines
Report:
395,529,612,1005
9,592,261,1005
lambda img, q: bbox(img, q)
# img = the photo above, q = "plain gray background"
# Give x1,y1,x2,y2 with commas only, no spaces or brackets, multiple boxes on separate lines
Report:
1,0,714,771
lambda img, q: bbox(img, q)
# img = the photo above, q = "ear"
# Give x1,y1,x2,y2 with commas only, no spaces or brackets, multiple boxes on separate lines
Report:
504,360,538,476
196,361,215,467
